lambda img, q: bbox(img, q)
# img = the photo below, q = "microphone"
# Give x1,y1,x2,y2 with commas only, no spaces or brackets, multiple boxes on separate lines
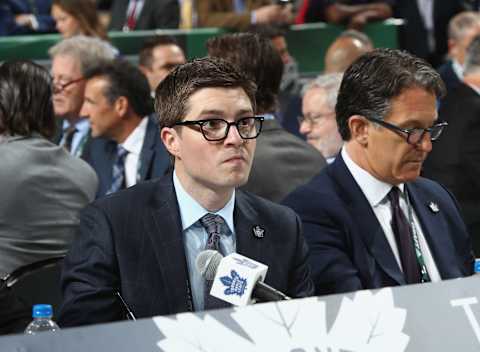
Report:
196,250,290,306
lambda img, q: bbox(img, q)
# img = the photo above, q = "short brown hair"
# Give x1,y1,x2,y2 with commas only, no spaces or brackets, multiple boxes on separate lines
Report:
155,57,257,129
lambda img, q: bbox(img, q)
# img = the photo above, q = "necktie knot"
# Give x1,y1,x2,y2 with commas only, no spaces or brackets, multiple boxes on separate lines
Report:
387,187,401,208
200,213,227,252
117,145,128,160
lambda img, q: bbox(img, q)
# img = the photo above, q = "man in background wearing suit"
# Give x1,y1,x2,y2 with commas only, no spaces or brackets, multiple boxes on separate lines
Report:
423,35,480,254
49,36,117,158
437,11,480,96
59,57,313,327
284,48,474,296
108,0,179,31
80,60,170,198
207,32,326,203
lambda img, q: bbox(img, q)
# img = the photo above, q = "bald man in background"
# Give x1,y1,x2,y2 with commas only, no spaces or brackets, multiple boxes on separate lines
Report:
324,29,373,73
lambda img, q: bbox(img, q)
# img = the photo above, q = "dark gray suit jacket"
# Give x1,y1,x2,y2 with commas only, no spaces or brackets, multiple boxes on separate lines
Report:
241,119,326,203
59,172,314,327
108,0,179,30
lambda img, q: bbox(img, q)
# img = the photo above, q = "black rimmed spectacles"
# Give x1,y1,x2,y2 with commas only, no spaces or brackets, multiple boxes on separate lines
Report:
365,116,448,145
52,77,85,93
174,116,264,141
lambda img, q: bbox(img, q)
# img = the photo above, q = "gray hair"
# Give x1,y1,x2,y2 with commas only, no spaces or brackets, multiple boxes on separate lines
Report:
48,35,117,74
448,11,480,41
303,73,343,110
464,35,480,74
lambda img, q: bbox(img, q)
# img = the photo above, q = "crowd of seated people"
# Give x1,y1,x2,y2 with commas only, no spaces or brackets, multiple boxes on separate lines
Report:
0,0,479,338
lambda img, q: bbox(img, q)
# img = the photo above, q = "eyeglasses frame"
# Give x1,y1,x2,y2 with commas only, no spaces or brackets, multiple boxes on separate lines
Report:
174,116,264,142
364,116,448,145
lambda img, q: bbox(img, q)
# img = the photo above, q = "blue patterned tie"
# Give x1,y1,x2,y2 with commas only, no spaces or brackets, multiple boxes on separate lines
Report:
107,145,128,195
199,213,230,310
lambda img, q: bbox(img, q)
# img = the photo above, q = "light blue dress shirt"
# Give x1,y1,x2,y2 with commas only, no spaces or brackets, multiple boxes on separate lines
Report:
173,171,236,311
60,118,90,157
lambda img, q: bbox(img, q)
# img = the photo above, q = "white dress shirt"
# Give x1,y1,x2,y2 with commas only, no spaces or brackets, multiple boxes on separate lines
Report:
121,117,148,187
342,147,441,282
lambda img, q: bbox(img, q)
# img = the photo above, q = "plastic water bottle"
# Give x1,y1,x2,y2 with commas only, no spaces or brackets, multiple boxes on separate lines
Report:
24,304,60,335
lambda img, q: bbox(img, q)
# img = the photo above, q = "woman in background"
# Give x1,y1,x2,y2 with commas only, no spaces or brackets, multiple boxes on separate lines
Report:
0,60,98,334
51,0,107,39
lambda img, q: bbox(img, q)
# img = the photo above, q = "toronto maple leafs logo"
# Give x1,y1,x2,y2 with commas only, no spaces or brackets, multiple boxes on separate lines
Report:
220,270,247,296
154,288,409,352
232,257,258,269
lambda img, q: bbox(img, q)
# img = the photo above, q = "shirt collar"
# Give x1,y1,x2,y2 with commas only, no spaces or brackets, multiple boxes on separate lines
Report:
173,171,235,234
341,147,404,207
62,118,90,133
452,59,464,81
121,116,148,155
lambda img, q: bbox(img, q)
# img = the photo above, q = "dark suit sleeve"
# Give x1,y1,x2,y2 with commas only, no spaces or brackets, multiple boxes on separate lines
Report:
302,213,364,295
59,204,123,327
284,190,364,295
152,0,179,28
288,214,315,298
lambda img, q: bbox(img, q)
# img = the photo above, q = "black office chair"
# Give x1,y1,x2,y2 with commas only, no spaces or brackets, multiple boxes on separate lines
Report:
0,256,65,334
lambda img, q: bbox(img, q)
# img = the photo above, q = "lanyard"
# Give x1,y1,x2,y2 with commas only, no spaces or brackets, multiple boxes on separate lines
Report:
404,188,431,283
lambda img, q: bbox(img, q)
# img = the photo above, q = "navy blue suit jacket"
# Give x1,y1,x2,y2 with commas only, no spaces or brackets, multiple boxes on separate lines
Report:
437,60,462,97
0,0,55,35
58,173,314,327
83,116,170,198
283,154,474,295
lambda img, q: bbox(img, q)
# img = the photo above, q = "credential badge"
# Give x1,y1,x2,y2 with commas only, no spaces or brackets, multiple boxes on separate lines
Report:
252,225,265,238
428,202,439,213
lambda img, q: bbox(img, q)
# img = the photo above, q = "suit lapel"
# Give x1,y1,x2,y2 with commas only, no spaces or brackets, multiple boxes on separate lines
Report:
406,182,463,279
234,193,265,263
332,156,406,285
143,174,191,313
138,117,156,181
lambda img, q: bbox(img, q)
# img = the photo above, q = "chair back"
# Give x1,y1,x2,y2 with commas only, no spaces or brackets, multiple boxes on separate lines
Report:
2,256,65,319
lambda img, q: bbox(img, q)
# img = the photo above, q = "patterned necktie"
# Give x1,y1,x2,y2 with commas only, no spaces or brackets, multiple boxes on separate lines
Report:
199,213,230,310
388,187,421,284
63,126,77,153
126,0,138,30
107,145,128,195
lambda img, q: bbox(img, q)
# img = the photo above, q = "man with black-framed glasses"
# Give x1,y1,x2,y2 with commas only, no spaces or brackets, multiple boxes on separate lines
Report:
59,57,314,327
284,48,475,296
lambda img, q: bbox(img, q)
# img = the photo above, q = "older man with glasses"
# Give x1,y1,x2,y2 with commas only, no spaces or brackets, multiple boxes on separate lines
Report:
284,48,474,296
48,35,116,157
58,57,314,327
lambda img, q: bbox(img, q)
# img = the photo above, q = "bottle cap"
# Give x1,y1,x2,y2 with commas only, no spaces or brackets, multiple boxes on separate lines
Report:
32,304,53,318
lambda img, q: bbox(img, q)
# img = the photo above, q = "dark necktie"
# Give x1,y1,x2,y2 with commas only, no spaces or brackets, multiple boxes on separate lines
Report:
199,213,230,310
388,187,422,284
63,126,77,153
107,146,128,195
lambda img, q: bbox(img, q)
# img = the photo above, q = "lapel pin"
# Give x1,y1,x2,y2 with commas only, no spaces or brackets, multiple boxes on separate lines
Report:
428,202,439,213
252,225,265,238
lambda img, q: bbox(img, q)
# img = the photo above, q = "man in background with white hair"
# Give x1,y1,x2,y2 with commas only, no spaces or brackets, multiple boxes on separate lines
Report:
49,35,116,157
299,73,343,163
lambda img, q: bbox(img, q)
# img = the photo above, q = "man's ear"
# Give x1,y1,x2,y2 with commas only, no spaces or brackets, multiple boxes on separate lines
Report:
348,115,369,146
114,96,129,118
161,127,181,158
